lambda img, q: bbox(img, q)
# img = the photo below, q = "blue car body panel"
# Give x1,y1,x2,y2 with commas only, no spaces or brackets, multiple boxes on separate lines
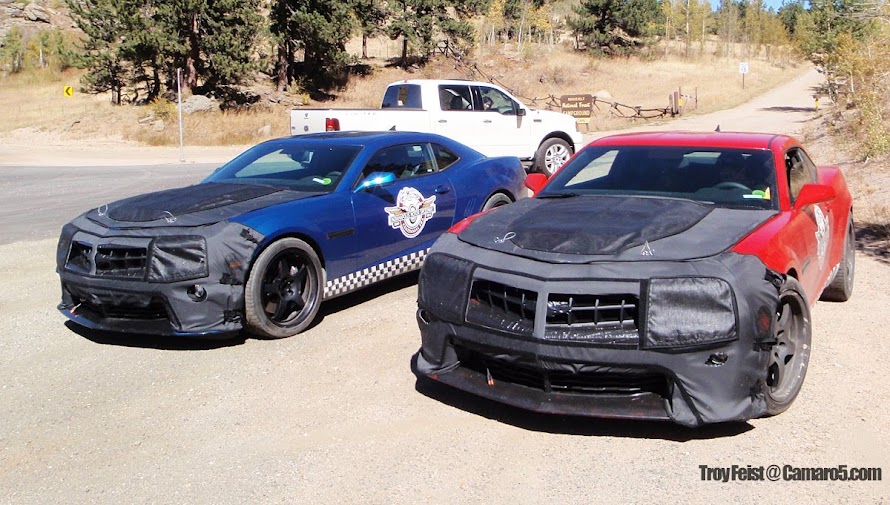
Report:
56,131,527,336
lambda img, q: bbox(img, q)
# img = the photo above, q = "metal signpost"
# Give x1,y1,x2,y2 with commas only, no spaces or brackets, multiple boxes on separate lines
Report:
739,61,749,89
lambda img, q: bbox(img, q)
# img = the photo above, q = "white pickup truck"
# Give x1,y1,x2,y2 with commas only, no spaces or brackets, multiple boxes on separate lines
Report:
289,79,585,175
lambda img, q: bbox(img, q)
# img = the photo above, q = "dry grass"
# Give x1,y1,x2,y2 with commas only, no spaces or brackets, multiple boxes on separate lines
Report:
324,38,803,133
0,38,804,146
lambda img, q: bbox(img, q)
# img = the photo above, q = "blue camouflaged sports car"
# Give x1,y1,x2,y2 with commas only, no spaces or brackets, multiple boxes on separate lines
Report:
56,131,526,338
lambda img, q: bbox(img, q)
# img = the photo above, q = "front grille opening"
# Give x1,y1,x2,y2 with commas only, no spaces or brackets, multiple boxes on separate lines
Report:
454,343,669,397
66,241,92,272
95,246,148,278
546,293,638,330
466,279,537,335
75,295,168,320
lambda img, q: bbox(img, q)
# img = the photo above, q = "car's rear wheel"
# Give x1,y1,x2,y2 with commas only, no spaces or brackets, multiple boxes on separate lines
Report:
481,192,512,211
534,138,571,176
820,215,855,302
764,276,812,415
244,238,323,339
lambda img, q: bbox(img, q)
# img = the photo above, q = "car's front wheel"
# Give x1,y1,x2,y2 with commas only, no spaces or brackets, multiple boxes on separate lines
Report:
534,138,571,176
764,276,812,415
244,237,323,338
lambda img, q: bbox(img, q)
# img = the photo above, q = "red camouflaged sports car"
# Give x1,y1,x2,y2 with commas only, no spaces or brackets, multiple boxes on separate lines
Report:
412,131,854,426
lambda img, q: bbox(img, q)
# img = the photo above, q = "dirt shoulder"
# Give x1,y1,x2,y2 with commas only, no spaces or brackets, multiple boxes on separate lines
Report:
0,67,824,168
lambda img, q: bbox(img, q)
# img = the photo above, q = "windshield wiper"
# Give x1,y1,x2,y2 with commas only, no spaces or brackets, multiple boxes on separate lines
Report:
537,192,580,199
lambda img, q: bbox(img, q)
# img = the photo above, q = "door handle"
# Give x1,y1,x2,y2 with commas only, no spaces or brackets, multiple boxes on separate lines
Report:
438,119,447,123
434,185,451,194
483,119,492,124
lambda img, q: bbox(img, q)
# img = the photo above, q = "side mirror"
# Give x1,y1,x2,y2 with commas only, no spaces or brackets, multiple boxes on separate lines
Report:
516,108,527,117
793,183,836,209
355,171,397,192
525,173,548,195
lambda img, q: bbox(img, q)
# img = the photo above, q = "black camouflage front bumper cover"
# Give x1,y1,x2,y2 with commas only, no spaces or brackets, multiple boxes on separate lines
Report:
56,216,264,338
412,234,783,427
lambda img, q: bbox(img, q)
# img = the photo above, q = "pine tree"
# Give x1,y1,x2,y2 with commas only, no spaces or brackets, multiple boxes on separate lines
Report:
270,0,355,91
386,0,485,67
66,0,134,104
351,0,388,59
569,0,660,55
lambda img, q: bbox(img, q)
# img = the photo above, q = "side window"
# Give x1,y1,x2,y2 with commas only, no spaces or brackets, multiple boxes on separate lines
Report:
476,86,516,114
786,148,817,202
439,85,472,111
361,143,436,182
431,143,459,171
382,84,422,108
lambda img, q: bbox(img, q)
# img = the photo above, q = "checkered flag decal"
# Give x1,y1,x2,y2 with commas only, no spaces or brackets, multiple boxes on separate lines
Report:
323,249,429,300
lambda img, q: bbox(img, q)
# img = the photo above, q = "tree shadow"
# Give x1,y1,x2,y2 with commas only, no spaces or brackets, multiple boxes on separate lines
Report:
65,321,246,350
856,222,890,265
413,375,754,441
758,106,816,113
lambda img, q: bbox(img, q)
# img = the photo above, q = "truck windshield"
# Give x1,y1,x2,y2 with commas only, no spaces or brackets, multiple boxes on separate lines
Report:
539,145,779,210
204,140,361,193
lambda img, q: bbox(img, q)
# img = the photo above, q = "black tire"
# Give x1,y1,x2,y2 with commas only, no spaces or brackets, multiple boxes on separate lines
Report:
244,237,323,339
820,216,855,302
481,192,512,211
764,276,812,416
534,138,572,176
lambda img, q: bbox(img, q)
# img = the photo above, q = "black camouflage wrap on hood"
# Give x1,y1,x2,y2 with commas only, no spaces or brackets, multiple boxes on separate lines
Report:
87,182,323,229
458,196,777,263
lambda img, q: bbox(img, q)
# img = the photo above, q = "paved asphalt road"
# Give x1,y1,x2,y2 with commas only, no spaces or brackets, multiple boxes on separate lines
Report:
0,164,217,245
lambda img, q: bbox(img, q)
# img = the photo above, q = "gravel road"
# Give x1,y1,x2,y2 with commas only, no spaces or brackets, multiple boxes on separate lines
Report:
1,68,887,504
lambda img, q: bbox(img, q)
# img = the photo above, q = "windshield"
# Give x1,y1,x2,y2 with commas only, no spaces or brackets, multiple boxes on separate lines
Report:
204,140,361,193
541,145,778,210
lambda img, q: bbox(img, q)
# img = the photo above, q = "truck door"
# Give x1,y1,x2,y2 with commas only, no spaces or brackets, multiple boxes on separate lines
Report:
434,84,481,149
473,85,530,157
351,142,456,271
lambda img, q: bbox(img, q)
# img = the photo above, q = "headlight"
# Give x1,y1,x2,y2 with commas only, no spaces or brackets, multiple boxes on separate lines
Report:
56,223,79,270
147,236,208,282
418,253,475,323
643,277,737,350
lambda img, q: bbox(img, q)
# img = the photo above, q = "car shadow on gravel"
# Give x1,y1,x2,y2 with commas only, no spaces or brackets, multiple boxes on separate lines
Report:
309,271,421,328
65,321,246,350
855,223,890,265
413,376,754,441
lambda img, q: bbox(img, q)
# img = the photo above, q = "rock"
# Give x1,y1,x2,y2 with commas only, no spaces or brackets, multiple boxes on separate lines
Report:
23,4,50,23
152,120,165,131
594,90,612,101
257,124,272,137
181,95,217,114
138,115,155,124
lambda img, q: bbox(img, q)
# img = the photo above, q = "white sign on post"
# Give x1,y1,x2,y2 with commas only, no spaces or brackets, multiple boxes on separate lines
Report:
739,62,749,74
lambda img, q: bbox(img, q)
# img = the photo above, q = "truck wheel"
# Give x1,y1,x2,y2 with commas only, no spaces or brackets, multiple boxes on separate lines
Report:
244,238,323,339
481,192,512,211
820,216,855,302
534,138,571,176
764,277,811,416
